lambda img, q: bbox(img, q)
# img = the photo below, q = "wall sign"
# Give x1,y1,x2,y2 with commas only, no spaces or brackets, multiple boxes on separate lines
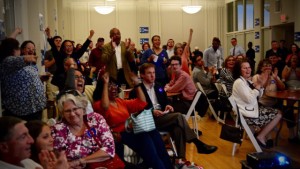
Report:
139,27,149,33
140,38,149,44
255,32,260,39
255,45,260,53
254,18,260,26
295,32,300,42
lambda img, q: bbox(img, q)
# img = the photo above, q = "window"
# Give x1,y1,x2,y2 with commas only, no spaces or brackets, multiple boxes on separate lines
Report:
0,0,15,41
227,2,234,32
236,0,244,31
263,0,270,27
246,0,254,29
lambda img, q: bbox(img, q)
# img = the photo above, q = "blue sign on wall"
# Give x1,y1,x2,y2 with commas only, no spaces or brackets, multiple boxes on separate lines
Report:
255,32,260,39
140,38,149,44
139,27,149,33
295,32,300,42
254,18,260,26
255,45,260,53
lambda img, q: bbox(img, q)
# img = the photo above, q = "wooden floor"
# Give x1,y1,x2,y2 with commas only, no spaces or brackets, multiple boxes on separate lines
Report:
185,115,300,169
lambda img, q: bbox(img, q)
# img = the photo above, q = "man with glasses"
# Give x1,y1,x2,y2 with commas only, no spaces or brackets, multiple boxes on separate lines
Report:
164,56,209,117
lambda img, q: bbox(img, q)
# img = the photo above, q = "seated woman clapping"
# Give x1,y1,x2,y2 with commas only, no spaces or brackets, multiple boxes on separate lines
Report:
231,59,282,148
92,72,173,169
25,120,69,169
51,91,117,168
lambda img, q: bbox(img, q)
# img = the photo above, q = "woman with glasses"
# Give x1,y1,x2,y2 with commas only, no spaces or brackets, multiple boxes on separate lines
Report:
51,92,118,168
0,28,46,121
93,72,173,169
232,59,282,149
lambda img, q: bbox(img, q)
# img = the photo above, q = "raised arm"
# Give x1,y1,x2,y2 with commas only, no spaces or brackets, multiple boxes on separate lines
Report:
130,72,146,102
101,72,110,111
9,27,22,39
183,29,193,57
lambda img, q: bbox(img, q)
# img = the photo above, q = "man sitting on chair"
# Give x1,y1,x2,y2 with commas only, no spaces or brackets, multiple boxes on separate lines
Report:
164,56,209,117
130,63,217,159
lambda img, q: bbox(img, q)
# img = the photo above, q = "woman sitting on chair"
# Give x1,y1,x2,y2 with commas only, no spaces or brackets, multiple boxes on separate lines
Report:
92,72,173,169
231,59,282,149
51,91,118,168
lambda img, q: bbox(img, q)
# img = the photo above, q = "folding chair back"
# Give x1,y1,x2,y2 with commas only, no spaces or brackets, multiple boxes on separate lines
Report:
196,82,218,121
185,90,201,137
228,96,263,156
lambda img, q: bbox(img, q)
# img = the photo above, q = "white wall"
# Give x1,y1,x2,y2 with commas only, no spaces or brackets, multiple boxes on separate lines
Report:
51,0,225,52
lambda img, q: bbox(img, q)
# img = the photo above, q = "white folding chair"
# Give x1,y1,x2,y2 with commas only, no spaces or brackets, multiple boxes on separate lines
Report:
228,96,263,156
214,83,229,124
196,82,218,122
185,90,201,137
159,131,178,158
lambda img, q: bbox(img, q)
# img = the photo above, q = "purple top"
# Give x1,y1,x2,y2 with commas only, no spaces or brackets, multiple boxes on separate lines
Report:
51,112,115,160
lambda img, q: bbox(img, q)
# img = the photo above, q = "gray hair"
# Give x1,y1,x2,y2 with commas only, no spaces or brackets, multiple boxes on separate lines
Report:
57,94,88,115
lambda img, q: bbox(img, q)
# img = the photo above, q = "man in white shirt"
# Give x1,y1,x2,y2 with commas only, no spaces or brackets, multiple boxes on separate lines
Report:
229,38,245,58
203,37,224,69
166,39,175,57
0,116,42,169
101,28,135,87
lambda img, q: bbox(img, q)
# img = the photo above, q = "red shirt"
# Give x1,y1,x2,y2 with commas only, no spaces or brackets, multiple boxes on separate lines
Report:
93,98,147,132
88,47,104,73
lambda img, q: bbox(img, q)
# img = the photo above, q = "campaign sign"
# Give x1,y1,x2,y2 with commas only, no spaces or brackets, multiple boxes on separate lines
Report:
255,32,260,39
139,27,149,33
295,32,300,42
255,45,260,52
140,38,149,44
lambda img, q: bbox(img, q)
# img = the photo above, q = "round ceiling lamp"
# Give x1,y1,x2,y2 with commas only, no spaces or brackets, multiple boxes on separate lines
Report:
182,5,202,14
94,6,115,15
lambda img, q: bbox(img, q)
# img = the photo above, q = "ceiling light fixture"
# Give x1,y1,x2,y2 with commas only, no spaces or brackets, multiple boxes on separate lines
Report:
182,0,202,14
94,6,115,15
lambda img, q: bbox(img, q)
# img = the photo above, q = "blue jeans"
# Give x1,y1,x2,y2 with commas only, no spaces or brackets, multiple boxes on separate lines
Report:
118,130,173,169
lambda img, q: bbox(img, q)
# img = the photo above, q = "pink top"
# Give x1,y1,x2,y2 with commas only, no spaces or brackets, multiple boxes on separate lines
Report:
51,112,115,161
167,70,197,100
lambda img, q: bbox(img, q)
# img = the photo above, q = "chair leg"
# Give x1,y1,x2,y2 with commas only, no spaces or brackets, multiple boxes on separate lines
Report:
275,119,284,146
232,143,238,156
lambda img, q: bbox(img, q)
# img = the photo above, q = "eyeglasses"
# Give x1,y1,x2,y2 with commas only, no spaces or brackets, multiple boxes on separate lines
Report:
64,107,81,115
170,63,180,67
109,83,118,89
75,75,85,80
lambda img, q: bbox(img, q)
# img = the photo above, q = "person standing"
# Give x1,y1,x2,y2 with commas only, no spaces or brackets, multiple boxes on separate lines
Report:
246,41,256,75
166,39,175,57
203,37,223,70
101,28,135,87
88,37,105,76
229,38,245,58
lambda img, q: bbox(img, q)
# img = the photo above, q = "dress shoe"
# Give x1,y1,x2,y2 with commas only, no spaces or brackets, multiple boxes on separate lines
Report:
256,137,270,149
197,144,218,154
266,139,274,148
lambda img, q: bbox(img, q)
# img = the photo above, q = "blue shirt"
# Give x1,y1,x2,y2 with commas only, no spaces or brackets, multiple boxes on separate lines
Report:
0,56,46,116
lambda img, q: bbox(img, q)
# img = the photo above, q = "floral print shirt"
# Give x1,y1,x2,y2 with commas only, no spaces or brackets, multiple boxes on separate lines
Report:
51,112,115,161
0,56,46,116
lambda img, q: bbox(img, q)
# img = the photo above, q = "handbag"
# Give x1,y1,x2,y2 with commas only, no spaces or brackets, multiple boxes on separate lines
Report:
83,115,125,169
220,124,244,144
219,104,244,144
126,108,156,134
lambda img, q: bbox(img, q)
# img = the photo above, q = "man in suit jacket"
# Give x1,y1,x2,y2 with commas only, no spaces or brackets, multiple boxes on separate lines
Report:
101,28,135,87
130,63,217,159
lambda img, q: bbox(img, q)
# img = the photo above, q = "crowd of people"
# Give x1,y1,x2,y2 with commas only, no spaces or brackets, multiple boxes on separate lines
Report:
0,26,300,169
